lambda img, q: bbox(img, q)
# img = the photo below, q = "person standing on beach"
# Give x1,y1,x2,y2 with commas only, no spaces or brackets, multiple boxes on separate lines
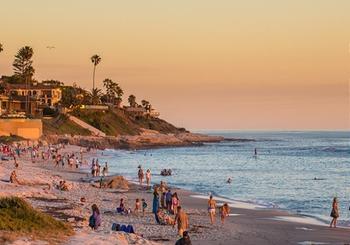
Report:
173,206,189,237
330,197,339,228
172,192,180,215
146,169,151,188
138,166,144,186
166,189,172,211
208,195,217,225
153,187,160,224
160,181,166,208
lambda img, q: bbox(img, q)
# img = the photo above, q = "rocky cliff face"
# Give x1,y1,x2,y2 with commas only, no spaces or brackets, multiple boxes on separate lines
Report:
44,129,224,150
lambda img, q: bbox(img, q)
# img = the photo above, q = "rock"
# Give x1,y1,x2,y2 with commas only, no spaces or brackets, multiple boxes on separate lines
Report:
104,176,129,190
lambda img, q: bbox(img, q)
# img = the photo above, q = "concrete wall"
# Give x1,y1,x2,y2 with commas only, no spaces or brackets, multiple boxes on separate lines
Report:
0,119,42,140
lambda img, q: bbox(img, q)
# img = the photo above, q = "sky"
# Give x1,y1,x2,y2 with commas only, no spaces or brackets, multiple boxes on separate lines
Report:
0,0,349,130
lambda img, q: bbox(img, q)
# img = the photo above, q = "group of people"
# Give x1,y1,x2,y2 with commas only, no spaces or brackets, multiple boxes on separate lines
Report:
116,198,148,216
137,166,151,187
91,159,109,177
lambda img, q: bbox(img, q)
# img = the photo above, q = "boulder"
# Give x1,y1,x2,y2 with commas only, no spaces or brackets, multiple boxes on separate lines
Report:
104,176,129,190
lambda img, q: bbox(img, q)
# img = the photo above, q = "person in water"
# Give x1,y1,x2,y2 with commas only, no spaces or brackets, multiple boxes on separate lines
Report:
208,195,216,225
138,166,144,186
330,197,339,228
226,178,232,184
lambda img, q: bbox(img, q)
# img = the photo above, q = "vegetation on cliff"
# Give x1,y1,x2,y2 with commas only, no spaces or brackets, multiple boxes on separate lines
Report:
43,114,91,136
0,197,73,243
70,108,187,136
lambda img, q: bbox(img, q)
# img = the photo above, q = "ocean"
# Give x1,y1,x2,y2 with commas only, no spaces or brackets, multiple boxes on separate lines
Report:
97,131,350,225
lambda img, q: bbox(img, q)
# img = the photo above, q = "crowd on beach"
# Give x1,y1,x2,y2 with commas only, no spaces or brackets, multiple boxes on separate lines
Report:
0,141,345,244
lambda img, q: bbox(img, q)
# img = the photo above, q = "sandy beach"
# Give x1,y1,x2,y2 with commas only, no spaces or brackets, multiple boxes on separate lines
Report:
1,143,349,245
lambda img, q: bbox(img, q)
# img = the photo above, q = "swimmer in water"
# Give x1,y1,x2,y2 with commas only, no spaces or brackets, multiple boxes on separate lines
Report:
227,178,232,184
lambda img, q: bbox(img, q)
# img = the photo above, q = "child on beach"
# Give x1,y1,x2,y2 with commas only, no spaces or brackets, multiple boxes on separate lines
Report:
117,198,127,214
134,198,141,215
142,199,147,216
220,203,230,224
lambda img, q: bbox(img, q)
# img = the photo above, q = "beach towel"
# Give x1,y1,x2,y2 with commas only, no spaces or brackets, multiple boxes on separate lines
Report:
112,223,135,233
111,223,120,231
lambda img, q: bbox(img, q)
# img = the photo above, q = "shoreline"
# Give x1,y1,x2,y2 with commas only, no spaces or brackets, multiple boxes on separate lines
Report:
1,144,350,244
108,171,333,229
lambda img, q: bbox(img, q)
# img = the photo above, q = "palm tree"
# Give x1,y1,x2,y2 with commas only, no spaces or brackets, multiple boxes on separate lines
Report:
128,94,137,107
91,54,101,91
89,88,102,105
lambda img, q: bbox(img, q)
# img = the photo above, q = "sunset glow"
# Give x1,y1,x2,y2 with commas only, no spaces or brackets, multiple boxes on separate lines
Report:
1,0,349,130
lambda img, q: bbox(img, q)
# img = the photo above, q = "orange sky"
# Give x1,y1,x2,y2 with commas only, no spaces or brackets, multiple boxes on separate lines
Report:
0,0,349,130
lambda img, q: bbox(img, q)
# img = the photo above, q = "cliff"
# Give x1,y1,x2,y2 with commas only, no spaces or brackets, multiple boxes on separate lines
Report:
44,129,223,149
42,109,223,149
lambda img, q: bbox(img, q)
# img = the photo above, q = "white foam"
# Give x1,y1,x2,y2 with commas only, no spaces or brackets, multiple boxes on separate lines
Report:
228,213,241,217
296,227,314,231
298,241,329,245
190,194,265,210
266,216,326,226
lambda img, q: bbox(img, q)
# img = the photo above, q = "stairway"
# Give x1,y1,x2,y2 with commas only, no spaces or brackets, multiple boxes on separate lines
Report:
68,114,106,137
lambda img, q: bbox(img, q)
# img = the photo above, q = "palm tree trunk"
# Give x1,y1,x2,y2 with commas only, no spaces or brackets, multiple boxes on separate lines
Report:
92,65,96,91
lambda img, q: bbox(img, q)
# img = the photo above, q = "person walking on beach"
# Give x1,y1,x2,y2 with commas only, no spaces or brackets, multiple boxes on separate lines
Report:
89,204,101,230
330,197,339,228
173,206,189,237
220,203,230,225
138,165,144,186
208,195,217,225
153,187,160,224
146,169,151,188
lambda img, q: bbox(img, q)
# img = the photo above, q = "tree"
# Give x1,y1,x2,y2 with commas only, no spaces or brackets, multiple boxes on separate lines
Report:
128,94,137,107
103,78,124,104
91,54,101,91
89,88,102,105
141,99,151,111
42,80,64,86
13,46,35,83
60,84,89,108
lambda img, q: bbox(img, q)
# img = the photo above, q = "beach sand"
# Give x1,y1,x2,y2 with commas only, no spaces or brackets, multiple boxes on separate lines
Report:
0,144,349,245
